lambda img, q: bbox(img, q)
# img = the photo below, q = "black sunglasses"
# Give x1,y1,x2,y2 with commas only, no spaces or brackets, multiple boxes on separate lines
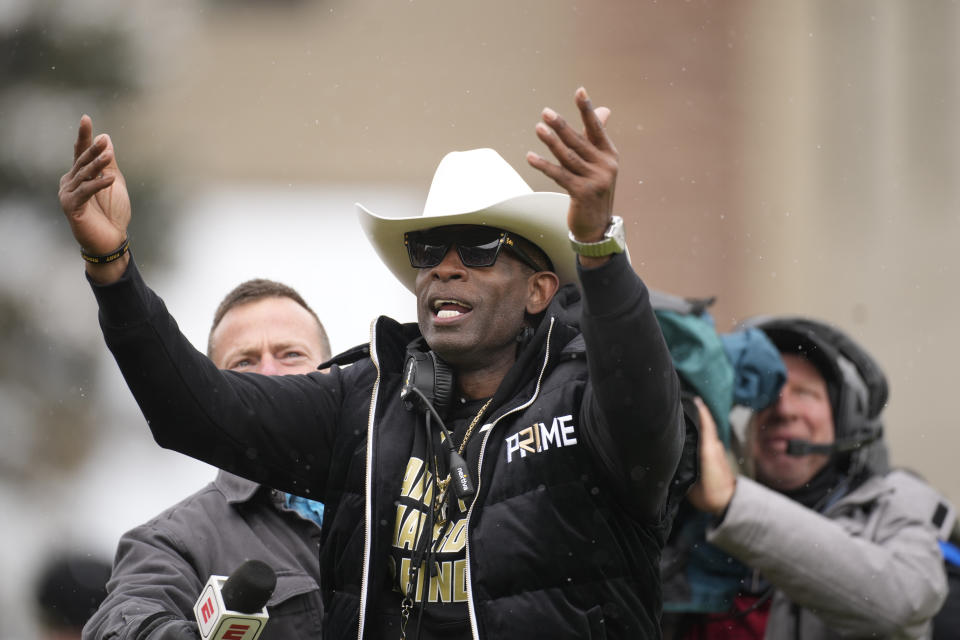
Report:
404,226,548,273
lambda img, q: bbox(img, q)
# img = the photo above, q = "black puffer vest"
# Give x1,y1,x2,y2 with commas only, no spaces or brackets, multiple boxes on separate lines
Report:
318,285,683,640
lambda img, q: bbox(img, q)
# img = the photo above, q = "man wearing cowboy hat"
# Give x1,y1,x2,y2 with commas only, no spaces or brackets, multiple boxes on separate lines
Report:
59,88,692,640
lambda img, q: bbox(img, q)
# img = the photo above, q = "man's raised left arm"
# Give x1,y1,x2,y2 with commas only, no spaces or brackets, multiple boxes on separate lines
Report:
528,88,685,521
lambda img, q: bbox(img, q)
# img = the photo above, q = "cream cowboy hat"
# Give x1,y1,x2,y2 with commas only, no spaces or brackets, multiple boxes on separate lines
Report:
356,148,575,293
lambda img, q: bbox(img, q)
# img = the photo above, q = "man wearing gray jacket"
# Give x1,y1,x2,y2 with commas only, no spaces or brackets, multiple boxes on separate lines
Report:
680,316,949,639
83,279,331,640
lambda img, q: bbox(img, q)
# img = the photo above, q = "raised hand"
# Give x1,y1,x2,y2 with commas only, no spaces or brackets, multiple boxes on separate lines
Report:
58,115,131,282
526,87,618,254
687,397,737,516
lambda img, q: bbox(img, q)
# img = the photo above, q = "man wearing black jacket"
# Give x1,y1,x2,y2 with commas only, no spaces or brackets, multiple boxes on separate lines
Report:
59,87,692,640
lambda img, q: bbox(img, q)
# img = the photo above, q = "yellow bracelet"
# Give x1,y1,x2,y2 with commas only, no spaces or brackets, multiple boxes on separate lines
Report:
81,237,129,264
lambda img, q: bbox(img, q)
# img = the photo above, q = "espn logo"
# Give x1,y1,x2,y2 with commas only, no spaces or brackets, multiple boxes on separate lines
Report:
200,596,216,624
219,624,254,640
196,584,222,636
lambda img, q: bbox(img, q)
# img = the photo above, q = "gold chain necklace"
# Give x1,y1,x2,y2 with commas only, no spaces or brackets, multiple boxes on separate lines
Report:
433,397,493,524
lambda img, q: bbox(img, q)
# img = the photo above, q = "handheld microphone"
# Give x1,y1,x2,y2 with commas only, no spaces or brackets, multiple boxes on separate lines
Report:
193,560,276,640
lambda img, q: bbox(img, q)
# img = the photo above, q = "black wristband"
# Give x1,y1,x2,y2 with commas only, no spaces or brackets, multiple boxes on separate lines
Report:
81,237,129,264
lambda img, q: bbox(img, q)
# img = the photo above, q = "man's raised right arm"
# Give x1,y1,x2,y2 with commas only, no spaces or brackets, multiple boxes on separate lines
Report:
59,114,131,285
58,116,341,496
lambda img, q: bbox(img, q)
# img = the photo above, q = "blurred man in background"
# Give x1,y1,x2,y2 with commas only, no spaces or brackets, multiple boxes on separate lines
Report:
676,316,949,639
34,551,112,640
83,279,330,640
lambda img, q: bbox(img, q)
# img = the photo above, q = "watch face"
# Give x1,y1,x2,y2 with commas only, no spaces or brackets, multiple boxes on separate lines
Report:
568,216,626,256
607,217,626,248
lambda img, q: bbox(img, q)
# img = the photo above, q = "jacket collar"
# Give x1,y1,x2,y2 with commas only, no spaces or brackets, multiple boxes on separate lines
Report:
824,472,893,515
214,470,264,505
371,316,422,376
367,281,583,393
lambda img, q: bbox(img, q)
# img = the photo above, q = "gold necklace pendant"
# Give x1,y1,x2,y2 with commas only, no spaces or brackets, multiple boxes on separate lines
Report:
436,498,448,527
430,398,493,527
436,475,450,494
433,474,451,525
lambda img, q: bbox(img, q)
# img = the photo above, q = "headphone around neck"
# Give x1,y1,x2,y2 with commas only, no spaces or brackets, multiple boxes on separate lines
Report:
400,339,455,417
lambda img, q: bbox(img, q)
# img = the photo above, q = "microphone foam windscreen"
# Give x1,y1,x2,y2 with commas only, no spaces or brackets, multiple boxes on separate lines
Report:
221,560,277,613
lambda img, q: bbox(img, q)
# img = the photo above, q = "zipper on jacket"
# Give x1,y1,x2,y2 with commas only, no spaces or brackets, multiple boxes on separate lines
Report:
464,317,556,640
357,319,382,640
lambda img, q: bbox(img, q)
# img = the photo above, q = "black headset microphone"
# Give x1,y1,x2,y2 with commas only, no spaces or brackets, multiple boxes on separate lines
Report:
398,327,534,500
785,430,883,457
399,347,480,640
397,331,532,638
400,352,475,500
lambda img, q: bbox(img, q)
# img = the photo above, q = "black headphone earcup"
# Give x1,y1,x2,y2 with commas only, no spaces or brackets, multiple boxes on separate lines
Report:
429,351,454,415
791,318,888,420
402,339,456,416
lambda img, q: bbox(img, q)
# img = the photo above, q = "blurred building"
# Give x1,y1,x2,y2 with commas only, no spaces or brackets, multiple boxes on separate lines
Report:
107,0,960,498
